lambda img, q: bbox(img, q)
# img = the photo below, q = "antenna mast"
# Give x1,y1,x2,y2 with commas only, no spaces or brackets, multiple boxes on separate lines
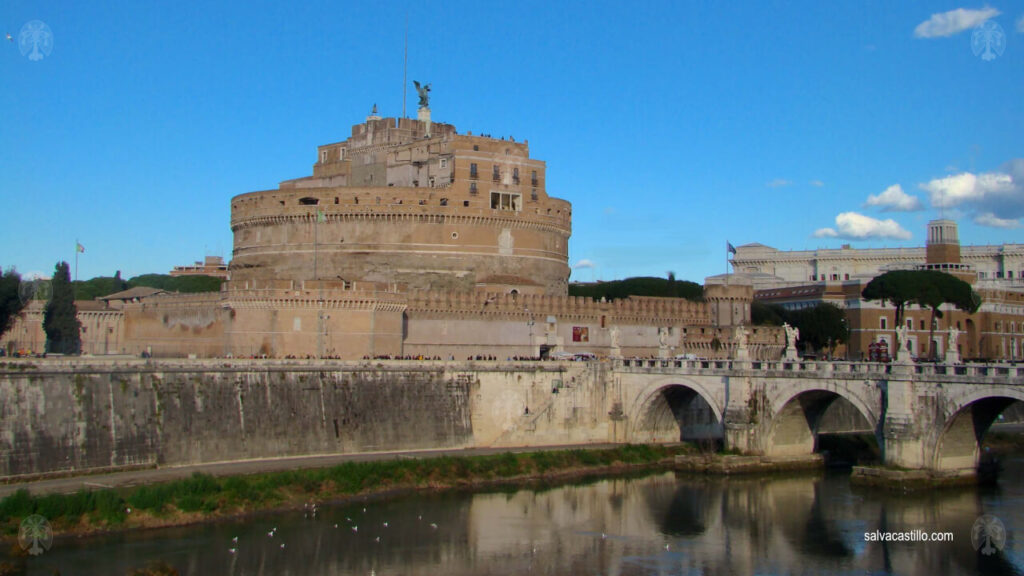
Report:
402,14,408,118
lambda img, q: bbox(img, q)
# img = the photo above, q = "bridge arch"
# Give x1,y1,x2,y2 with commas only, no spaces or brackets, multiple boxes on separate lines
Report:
763,385,880,459
628,378,725,445
932,388,1024,471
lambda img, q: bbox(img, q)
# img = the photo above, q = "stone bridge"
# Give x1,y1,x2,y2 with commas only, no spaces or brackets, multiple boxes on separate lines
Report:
0,358,1022,480
612,358,1024,474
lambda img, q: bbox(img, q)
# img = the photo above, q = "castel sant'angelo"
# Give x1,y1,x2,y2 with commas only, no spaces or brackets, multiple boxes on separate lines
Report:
5,92,783,360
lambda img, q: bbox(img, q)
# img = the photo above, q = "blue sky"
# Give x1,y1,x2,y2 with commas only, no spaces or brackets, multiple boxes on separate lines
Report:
2,1,1022,284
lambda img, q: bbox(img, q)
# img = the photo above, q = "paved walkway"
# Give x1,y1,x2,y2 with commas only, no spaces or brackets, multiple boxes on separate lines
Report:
0,443,630,497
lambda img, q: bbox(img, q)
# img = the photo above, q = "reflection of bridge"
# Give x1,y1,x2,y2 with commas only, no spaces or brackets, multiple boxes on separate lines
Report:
611,358,1024,474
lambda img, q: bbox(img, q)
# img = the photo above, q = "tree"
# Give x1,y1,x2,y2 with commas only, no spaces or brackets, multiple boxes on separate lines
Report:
861,270,925,328
568,276,703,301
912,270,981,359
43,261,81,355
863,269,982,360
791,303,849,356
0,268,26,341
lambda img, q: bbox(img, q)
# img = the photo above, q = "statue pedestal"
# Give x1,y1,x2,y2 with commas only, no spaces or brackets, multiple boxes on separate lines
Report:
418,107,432,136
783,346,798,361
944,349,961,365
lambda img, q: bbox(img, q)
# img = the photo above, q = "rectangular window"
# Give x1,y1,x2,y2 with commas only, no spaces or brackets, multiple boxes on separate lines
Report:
320,151,327,163
492,165,500,181
907,319,913,329
880,317,887,330
920,320,925,330
470,182,478,195
531,170,538,186
844,273,850,280
440,158,447,169
490,191,522,211
513,167,520,184
470,163,478,179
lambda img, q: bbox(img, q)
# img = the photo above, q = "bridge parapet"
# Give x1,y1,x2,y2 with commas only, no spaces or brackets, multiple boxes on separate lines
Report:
614,358,1024,383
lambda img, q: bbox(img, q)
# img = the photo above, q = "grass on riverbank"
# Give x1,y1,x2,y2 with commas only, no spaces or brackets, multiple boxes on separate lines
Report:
0,444,688,536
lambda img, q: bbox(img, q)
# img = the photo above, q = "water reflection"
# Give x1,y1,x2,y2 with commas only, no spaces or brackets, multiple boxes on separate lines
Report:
10,460,1024,575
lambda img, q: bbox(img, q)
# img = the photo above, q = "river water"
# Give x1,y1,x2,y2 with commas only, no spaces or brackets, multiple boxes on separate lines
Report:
14,459,1024,575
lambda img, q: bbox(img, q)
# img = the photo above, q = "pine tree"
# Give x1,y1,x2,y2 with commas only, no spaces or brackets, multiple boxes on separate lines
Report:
43,261,81,355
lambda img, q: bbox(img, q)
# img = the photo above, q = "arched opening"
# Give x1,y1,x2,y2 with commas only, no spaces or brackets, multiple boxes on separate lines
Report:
634,384,722,448
934,397,1024,473
298,197,319,205
767,390,878,464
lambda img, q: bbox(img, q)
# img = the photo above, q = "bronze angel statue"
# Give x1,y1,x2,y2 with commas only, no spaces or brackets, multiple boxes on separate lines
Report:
413,80,431,108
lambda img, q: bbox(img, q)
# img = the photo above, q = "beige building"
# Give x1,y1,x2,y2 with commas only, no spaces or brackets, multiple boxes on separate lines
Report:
3,107,778,360
170,256,228,278
733,227,1024,290
754,220,1024,362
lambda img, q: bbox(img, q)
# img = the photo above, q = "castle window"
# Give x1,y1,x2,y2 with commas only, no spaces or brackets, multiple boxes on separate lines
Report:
470,182,478,195
531,189,538,201
321,151,327,163
298,197,319,205
920,319,925,330
339,148,345,160
490,191,522,211
470,163,478,179
492,165,500,181
439,197,448,206
473,145,479,151
513,167,519,184
844,273,850,280
531,170,538,186
907,319,913,330
440,158,447,169
880,317,887,330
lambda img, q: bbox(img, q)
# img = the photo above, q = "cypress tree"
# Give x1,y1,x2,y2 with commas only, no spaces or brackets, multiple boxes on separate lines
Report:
43,261,81,355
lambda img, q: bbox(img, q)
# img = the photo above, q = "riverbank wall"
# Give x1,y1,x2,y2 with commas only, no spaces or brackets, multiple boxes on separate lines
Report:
0,359,603,479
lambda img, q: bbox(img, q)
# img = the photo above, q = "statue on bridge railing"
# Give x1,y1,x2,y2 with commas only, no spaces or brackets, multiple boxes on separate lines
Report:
894,324,912,364
783,323,800,360
945,326,962,365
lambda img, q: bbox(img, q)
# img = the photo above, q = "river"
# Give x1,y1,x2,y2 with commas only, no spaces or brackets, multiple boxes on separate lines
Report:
12,459,1024,575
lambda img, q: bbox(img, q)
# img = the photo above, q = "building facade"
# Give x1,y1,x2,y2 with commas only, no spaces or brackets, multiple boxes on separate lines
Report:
3,108,778,361
753,220,1024,362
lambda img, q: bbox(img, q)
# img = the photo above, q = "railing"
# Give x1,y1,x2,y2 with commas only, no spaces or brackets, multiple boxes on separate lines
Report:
613,358,1024,379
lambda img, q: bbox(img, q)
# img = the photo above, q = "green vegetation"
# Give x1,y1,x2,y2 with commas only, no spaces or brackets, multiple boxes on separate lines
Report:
0,445,685,535
862,270,981,359
126,274,223,294
861,270,981,328
72,273,223,300
43,262,81,355
569,273,703,301
72,271,128,300
752,301,849,356
0,268,26,341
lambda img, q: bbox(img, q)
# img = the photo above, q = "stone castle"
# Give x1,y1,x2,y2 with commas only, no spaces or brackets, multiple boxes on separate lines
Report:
3,106,781,360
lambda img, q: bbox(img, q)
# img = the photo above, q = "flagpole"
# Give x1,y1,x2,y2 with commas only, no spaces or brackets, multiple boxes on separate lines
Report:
75,238,79,282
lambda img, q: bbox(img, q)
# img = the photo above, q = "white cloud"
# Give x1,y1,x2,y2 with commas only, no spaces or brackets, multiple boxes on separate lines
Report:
974,212,1020,228
809,180,824,187
572,259,596,270
766,178,792,188
864,184,923,212
919,161,1023,222
914,7,1000,38
812,212,912,240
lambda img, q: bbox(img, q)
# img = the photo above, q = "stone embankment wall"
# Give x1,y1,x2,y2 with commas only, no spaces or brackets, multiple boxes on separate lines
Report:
0,360,593,479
